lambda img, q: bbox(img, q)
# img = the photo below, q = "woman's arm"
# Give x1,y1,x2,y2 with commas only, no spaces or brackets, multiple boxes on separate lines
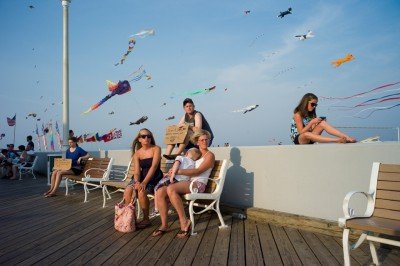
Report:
133,153,140,183
141,145,162,185
294,113,320,134
77,148,90,163
177,152,215,177
178,115,185,126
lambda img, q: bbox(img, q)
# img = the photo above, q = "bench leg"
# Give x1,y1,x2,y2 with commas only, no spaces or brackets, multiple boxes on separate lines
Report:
188,200,196,236
215,199,227,229
343,228,351,266
369,241,380,265
102,186,108,208
84,183,89,203
65,179,69,196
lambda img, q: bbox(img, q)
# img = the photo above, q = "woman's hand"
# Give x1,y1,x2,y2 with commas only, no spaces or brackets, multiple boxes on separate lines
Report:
311,117,322,125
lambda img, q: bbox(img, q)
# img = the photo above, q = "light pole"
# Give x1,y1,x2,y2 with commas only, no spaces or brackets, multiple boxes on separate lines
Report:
61,0,70,157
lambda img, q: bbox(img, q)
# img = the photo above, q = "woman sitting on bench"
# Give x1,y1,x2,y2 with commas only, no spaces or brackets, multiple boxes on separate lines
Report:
153,129,215,238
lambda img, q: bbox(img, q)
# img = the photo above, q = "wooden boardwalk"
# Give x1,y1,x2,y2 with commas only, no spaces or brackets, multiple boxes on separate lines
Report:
1,177,399,265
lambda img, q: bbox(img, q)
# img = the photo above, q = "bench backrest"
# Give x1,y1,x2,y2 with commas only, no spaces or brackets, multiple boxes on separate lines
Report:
74,157,113,179
373,163,400,221
160,159,225,194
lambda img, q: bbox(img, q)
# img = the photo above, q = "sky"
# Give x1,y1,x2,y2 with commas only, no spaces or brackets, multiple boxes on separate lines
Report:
0,0,399,151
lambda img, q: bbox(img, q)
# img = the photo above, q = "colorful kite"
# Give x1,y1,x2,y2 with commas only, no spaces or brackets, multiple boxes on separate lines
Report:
278,7,292,18
84,129,122,143
130,29,155,38
114,37,136,66
233,104,259,114
129,68,147,82
295,30,314,41
321,81,400,100
130,116,148,125
331,53,355,68
355,92,400,107
352,103,400,119
186,86,216,96
81,80,131,115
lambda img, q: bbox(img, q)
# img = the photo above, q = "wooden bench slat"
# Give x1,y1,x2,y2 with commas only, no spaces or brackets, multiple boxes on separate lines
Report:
376,190,400,201
378,172,400,182
380,164,400,173
377,181,400,191
373,209,400,221
375,199,400,211
346,216,400,236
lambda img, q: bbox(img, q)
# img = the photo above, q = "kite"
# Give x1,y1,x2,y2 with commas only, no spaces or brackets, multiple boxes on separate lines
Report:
355,92,400,107
84,129,122,143
261,51,278,62
331,53,355,68
233,104,259,114
147,85,154,89
186,86,216,96
115,37,136,66
249,33,264,47
295,30,314,41
160,103,166,107
129,68,147,82
0,133,5,140
321,81,400,100
274,66,295,78
29,5,34,9
278,7,292,18
26,113,37,119
108,111,115,115
165,116,175,121
130,29,155,38
145,74,152,80
128,65,144,77
244,10,251,15
81,80,131,115
130,116,148,125
352,103,400,119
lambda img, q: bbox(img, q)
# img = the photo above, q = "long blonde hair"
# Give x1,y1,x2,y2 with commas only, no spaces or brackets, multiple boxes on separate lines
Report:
131,128,156,156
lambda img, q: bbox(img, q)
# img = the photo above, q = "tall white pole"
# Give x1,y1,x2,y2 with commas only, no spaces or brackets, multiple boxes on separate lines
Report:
62,0,70,158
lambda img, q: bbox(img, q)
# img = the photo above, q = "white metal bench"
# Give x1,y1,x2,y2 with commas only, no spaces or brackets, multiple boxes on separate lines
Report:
338,162,400,265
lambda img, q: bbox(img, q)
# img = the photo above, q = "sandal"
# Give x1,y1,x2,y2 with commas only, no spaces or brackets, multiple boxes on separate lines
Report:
152,228,167,237
176,220,191,238
45,193,57,198
136,220,151,229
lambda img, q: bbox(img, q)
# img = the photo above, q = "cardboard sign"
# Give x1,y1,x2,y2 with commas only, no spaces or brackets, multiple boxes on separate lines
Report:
54,158,72,171
164,124,189,145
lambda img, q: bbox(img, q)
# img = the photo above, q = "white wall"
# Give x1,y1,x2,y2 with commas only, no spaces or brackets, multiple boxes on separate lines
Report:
36,143,400,222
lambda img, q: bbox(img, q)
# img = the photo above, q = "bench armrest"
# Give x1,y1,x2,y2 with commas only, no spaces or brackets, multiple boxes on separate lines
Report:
342,190,374,219
189,177,219,193
105,169,128,180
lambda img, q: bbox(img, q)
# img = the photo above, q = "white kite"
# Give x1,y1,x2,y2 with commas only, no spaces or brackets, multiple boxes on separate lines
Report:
130,29,155,38
233,104,259,114
295,30,314,41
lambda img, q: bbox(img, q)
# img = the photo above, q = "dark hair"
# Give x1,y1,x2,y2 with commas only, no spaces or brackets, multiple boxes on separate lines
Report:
69,136,78,143
294,93,318,119
27,135,33,141
1,149,7,155
183,98,194,106
18,145,25,151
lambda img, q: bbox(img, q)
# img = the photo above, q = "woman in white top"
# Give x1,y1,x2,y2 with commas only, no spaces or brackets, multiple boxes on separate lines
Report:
153,130,215,238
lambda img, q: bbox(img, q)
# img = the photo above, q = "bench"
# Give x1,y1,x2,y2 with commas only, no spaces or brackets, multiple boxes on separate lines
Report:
63,157,114,203
338,162,400,266
18,155,38,180
102,158,229,235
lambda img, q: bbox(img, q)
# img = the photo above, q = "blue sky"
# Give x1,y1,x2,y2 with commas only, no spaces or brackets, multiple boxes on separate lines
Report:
0,0,399,150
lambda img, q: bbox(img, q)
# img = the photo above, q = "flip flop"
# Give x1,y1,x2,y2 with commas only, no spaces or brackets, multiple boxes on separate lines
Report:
136,221,151,229
152,228,167,237
45,193,57,198
177,220,191,238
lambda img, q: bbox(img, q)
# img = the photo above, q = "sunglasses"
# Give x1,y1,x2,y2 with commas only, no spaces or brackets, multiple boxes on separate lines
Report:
140,134,152,139
310,102,318,107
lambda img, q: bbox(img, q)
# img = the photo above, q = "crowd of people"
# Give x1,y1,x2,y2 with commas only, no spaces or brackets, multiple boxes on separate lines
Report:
4,94,357,238
0,135,36,180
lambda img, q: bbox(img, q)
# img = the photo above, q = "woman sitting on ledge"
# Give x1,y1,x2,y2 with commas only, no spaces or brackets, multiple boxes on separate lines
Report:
153,129,215,238
291,93,356,144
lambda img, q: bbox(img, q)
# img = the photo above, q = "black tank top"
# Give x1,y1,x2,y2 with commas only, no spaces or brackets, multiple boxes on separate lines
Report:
139,157,163,185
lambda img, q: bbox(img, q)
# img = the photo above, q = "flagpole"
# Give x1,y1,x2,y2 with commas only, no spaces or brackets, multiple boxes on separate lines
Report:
13,113,16,145
61,0,70,158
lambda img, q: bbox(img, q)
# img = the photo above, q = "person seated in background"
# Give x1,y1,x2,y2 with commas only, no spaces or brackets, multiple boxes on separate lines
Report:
10,145,35,180
26,135,35,151
290,93,357,144
6,144,18,160
0,149,12,178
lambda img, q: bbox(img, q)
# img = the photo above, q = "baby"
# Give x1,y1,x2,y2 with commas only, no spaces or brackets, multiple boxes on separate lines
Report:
150,148,201,218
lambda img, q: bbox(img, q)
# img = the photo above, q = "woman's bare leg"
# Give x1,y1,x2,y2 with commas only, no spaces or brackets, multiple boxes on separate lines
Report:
49,170,73,194
165,144,175,155
155,187,169,230
314,121,356,142
167,181,191,231
299,131,346,144
138,189,150,222
10,165,18,179
123,186,134,205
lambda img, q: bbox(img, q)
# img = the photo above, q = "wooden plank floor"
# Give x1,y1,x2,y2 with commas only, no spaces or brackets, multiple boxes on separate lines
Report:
1,177,400,265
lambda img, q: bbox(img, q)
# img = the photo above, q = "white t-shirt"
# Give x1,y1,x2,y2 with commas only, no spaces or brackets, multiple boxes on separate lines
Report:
191,156,212,185
174,155,196,182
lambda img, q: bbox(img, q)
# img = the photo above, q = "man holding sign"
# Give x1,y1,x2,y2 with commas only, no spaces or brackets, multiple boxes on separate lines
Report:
163,98,213,159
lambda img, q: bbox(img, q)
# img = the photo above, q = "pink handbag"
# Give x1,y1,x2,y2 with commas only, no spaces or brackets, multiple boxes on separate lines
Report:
114,197,136,233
